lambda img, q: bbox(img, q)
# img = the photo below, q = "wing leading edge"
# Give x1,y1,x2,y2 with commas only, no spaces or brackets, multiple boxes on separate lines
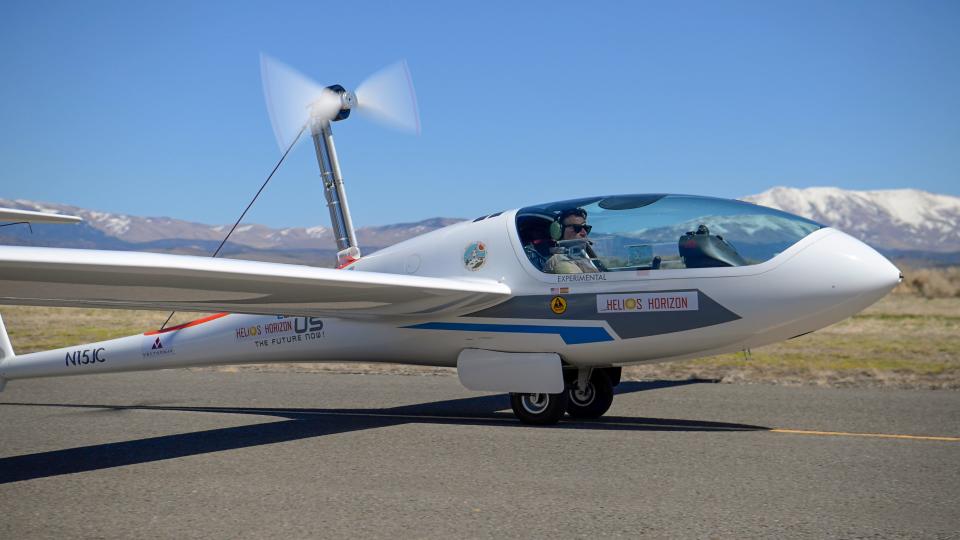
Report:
0,246,511,319
0,207,82,224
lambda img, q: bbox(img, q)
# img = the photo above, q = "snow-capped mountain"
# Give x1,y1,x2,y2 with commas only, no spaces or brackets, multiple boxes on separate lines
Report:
742,187,960,252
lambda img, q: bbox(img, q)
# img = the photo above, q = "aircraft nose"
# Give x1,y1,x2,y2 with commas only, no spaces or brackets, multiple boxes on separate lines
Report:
819,230,901,303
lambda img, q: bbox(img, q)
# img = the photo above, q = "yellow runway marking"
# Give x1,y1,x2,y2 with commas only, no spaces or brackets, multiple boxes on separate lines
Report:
770,428,960,442
256,411,960,441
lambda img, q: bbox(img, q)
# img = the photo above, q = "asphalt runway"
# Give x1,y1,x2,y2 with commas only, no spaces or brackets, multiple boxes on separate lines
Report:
1,371,958,538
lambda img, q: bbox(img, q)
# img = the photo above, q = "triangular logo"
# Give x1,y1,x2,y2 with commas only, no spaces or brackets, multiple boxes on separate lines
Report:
152,337,163,350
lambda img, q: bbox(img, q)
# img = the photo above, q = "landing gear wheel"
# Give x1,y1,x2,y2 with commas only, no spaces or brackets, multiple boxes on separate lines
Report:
566,369,614,419
510,391,569,425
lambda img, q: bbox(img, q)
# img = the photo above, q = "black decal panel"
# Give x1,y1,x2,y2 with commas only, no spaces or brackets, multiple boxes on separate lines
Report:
464,290,740,339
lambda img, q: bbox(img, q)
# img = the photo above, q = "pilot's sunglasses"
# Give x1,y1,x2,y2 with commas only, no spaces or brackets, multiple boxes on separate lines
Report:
565,224,592,234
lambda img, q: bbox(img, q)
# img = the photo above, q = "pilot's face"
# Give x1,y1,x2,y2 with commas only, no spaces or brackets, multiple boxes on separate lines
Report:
562,215,588,240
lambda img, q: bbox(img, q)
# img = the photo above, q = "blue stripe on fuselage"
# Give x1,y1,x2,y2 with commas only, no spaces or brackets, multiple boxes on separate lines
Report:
403,322,614,345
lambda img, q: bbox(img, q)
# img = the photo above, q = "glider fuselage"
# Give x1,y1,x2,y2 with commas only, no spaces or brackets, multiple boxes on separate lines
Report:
0,201,900,383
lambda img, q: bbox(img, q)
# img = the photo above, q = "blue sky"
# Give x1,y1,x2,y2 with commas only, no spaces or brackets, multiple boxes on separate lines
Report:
1,0,958,227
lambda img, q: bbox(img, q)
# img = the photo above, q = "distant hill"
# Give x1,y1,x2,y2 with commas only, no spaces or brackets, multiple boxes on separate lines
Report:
0,198,462,267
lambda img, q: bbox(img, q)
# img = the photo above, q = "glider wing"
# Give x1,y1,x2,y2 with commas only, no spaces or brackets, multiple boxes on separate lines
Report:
0,246,511,319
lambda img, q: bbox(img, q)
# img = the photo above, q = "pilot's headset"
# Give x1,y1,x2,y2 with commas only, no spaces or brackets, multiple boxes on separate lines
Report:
549,208,588,241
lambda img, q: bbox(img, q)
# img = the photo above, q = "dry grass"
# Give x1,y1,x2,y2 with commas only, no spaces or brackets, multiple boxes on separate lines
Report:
895,266,960,298
622,292,960,389
0,307,210,354
1,290,957,390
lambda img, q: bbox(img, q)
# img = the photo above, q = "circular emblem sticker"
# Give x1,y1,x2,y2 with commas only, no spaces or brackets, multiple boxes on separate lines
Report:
550,296,567,314
463,241,487,271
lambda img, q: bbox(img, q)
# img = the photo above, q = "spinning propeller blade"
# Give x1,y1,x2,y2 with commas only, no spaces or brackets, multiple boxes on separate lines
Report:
355,60,421,135
260,54,420,152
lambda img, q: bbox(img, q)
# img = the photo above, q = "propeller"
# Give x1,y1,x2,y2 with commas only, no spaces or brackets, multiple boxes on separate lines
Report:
260,54,421,152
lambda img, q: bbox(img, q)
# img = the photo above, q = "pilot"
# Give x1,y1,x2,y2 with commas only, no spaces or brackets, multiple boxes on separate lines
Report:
544,208,601,274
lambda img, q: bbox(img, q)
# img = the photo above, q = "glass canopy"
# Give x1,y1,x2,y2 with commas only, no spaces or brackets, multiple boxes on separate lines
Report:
516,194,823,273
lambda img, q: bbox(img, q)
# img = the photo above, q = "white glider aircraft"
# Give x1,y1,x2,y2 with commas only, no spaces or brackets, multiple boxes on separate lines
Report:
0,58,901,424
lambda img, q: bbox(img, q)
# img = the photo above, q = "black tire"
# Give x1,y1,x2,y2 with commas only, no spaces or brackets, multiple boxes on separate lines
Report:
565,369,614,419
604,366,622,387
510,391,569,425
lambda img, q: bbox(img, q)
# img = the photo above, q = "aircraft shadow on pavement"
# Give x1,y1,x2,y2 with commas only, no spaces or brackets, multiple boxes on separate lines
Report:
0,379,768,484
